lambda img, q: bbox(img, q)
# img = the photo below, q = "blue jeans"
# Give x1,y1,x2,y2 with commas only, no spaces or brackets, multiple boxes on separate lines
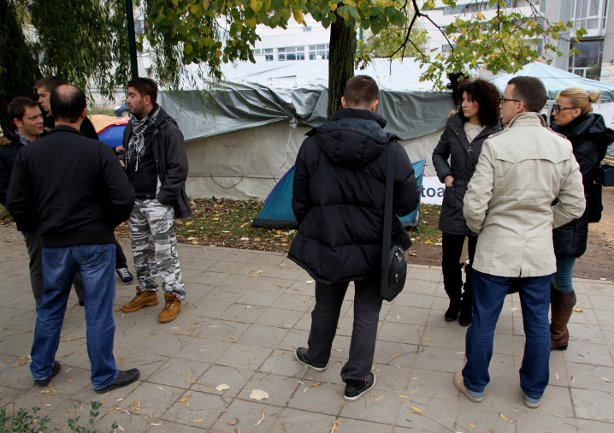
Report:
552,255,576,293
30,244,119,390
463,270,551,400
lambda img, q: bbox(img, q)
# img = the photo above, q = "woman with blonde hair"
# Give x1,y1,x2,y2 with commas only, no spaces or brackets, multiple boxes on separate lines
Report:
432,79,502,326
550,87,614,350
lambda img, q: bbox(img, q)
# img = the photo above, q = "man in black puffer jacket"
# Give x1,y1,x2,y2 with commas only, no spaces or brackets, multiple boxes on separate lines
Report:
289,75,420,401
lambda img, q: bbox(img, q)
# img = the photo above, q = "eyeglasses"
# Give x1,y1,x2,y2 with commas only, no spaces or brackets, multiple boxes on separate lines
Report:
552,104,575,113
500,96,522,104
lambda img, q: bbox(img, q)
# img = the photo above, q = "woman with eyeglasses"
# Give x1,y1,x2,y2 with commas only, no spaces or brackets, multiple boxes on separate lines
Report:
432,79,502,326
550,87,614,350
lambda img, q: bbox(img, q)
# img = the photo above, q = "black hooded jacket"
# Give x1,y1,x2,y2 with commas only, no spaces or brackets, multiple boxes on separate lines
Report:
552,113,614,257
288,108,420,284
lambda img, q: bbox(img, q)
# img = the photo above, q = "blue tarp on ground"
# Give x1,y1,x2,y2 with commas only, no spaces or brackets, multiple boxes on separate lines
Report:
252,160,425,229
97,120,127,149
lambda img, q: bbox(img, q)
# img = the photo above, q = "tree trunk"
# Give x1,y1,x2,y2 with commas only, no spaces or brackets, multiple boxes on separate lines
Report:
0,0,41,135
327,14,356,118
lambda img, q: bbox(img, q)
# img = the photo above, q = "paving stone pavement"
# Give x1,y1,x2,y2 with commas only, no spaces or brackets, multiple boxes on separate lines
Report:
0,226,613,433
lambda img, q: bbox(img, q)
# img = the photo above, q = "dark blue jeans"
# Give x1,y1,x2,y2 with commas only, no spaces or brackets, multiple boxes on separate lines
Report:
307,277,382,382
463,270,551,400
552,254,576,292
30,244,119,390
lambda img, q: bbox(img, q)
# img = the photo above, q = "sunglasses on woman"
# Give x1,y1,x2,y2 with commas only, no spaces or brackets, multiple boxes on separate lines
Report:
552,104,575,113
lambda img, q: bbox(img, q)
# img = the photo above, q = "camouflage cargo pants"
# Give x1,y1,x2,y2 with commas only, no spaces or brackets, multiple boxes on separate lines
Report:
129,199,185,300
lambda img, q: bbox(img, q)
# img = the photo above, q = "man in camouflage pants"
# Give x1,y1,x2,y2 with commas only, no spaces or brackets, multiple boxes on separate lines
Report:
120,78,192,323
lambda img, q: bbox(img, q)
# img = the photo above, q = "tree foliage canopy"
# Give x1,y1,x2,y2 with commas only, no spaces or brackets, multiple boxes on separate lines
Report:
144,0,407,85
417,0,584,88
1,0,584,131
143,0,582,89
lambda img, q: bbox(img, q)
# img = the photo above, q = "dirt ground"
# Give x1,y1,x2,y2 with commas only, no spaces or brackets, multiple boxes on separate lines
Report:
407,186,614,282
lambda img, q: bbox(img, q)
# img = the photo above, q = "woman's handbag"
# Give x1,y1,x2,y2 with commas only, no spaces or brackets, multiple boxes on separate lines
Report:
380,145,408,302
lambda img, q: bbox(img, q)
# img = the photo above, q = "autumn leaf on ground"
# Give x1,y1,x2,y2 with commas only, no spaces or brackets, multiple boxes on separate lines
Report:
249,389,269,401
179,393,191,405
216,384,231,392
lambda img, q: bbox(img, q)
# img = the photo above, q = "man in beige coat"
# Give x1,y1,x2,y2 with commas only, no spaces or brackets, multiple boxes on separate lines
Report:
454,76,585,409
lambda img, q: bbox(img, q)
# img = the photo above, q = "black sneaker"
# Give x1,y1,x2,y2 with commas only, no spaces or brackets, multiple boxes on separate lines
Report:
116,268,134,284
295,347,327,371
344,372,376,401
94,368,140,394
34,361,61,386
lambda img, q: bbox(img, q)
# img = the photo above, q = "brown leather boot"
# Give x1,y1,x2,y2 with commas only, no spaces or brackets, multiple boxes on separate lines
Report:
550,288,576,351
121,289,159,313
158,293,182,323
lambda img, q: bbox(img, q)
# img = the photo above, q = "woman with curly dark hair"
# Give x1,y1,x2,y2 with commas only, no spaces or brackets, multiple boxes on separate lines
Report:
432,78,502,326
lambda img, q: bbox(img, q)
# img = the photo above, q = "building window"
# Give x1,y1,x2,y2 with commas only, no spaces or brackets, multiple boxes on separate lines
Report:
308,44,329,60
278,46,305,61
442,43,455,53
572,0,609,34
264,48,274,61
569,39,604,79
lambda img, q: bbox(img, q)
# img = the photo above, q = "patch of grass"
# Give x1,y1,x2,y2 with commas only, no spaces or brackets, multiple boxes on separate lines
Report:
4,199,443,253
175,198,295,252
408,204,442,245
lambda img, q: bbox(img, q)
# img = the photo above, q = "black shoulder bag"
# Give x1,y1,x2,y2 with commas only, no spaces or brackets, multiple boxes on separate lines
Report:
380,145,408,302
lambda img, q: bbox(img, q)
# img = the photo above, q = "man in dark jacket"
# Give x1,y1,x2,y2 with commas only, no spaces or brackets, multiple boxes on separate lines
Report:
119,77,191,323
1,97,44,205
6,84,140,392
288,75,420,401
1,97,46,306
34,76,98,138
35,76,134,286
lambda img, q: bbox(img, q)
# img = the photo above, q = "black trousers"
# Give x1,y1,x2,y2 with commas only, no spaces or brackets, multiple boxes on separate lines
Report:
441,232,477,305
307,276,382,382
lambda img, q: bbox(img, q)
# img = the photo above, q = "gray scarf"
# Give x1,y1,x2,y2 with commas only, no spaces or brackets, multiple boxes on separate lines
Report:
126,105,161,171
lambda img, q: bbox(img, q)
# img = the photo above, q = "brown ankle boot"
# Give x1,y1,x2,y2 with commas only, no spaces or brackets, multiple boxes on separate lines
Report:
550,288,576,351
121,289,159,313
158,293,182,323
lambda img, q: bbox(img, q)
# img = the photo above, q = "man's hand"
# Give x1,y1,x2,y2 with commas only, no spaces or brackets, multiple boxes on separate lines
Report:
114,145,126,168
444,175,454,188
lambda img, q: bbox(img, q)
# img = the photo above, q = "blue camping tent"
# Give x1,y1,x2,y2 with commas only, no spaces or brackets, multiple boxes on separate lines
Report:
252,160,425,229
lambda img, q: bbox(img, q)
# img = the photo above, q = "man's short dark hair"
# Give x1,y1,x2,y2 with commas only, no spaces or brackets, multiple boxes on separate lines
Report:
343,75,379,107
507,76,547,113
128,77,158,105
50,84,86,123
34,76,64,92
8,97,39,128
